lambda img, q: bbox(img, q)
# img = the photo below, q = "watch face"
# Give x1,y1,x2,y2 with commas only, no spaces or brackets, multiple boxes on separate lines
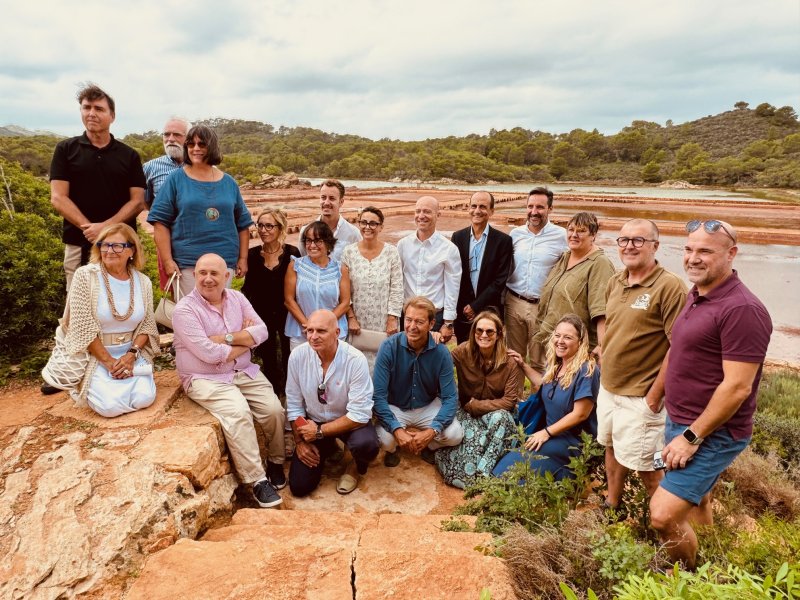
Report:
682,428,698,443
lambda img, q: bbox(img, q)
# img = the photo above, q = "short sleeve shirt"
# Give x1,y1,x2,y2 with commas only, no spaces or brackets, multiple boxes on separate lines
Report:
601,265,688,396
664,272,772,440
49,133,146,246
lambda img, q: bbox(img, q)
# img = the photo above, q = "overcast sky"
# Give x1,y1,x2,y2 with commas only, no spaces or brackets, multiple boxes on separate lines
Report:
2,0,798,141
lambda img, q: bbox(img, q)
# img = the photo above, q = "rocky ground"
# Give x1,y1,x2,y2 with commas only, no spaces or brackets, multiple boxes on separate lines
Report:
0,372,512,599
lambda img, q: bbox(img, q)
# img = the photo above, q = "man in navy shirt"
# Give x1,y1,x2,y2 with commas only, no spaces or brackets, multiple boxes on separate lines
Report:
372,296,463,467
49,83,145,292
649,219,771,569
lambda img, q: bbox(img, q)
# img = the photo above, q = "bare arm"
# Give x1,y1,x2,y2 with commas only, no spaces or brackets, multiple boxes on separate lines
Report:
236,228,250,278
50,180,90,228
645,350,669,413
153,222,179,276
81,188,145,243
591,315,606,361
333,264,352,319
283,265,307,327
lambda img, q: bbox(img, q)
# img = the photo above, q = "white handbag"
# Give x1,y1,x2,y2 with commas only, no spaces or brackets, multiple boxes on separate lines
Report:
347,328,388,353
154,272,182,330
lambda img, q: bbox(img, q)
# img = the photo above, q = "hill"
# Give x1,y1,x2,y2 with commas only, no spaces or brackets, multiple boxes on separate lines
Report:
1,102,798,187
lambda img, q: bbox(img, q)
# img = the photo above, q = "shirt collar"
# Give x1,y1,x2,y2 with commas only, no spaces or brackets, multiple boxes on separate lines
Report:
690,269,741,301
399,332,437,353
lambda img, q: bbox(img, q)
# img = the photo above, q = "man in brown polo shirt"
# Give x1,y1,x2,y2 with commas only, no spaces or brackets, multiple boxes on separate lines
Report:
597,219,687,516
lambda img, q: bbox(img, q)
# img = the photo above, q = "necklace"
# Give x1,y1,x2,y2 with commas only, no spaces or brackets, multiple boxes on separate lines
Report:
262,243,282,255
100,263,135,321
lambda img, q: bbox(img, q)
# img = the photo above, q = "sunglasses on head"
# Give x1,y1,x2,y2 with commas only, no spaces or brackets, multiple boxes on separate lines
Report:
686,220,737,244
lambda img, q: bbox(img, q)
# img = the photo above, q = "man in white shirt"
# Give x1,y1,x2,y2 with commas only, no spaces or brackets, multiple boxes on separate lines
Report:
299,179,362,262
286,309,379,496
504,187,568,372
396,196,462,343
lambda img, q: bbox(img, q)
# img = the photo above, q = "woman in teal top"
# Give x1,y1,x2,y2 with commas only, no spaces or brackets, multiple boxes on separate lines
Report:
147,124,253,296
284,221,351,349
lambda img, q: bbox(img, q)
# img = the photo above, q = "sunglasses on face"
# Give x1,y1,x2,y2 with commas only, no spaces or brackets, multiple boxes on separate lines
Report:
186,141,207,148
475,327,497,337
96,242,133,254
686,219,737,244
317,383,327,404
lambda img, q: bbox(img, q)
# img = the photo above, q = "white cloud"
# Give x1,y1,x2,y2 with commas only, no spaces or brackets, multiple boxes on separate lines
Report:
1,0,797,139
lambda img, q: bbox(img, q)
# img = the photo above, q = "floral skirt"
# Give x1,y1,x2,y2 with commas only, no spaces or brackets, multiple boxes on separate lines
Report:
435,407,516,489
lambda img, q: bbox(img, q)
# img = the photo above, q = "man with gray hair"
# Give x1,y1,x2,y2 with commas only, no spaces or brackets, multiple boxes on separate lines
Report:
143,117,191,288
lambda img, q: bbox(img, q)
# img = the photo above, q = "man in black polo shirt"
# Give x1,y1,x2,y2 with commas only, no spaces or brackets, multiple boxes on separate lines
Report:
50,83,146,292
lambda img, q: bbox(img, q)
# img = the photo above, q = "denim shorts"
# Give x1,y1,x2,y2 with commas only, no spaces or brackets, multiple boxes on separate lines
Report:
660,416,749,505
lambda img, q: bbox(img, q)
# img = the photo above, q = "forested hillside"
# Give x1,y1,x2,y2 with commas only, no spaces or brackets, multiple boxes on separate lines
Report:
2,101,798,187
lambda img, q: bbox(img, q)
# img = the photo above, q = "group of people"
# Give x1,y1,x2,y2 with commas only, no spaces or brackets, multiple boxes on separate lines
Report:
43,83,773,569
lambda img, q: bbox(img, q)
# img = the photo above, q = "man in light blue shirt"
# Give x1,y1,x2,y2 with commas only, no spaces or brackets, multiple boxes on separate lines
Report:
504,187,567,372
372,296,463,467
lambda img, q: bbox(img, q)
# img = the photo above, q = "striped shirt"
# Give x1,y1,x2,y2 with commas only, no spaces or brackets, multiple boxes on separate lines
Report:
143,154,182,207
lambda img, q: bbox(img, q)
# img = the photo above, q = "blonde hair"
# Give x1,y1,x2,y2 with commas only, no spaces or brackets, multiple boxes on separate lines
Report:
542,313,596,389
89,223,145,270
466,310,508,373
256,206,289,245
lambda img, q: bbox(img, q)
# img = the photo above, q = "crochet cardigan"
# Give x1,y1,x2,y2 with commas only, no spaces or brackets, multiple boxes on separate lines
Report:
64,263,160,404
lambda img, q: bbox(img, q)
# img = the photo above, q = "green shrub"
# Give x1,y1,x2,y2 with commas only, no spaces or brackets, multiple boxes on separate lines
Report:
591,523,655,583
757,370,800,418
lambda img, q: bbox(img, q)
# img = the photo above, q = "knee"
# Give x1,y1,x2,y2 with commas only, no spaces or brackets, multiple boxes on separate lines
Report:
439,420,464,447
288,469,318,497
649,497,673,532
349,428,380,456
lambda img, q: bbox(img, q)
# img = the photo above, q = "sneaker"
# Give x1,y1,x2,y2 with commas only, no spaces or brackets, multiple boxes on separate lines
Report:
266,461,286,490
383,450,400,468
41,383,61,395
421,448,437,465
253,479,282,508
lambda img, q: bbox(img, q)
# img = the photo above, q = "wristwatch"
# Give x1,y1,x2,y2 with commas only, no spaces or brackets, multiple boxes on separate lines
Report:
126,344,140,358
443,322,454,330
224,333,234,345
315,423,324,440
682,427,704,445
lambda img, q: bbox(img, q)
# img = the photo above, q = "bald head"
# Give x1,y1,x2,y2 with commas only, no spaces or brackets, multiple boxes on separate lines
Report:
305,310,340,356
414,196,439,239
194,253,229,302
624,218,659,240
196,253,227,271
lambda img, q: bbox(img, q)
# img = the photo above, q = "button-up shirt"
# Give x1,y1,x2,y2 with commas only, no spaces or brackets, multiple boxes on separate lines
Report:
286,340,374,424
506,220,567,299
299,215,362,263
143,154,182,207
172,288,268,391
469,225,489,294
396,231,462,321
372,333,458,434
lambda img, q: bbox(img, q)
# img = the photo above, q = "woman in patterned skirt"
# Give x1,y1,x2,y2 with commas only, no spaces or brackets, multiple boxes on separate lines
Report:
435,311,522,489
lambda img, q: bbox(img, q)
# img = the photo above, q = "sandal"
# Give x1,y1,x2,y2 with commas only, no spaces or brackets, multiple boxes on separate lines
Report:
337,473,359,495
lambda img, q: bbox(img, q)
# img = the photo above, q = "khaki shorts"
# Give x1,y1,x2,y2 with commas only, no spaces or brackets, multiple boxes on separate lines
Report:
596,383,665,472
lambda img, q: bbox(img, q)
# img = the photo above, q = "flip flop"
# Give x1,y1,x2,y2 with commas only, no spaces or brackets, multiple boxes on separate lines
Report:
337,473,359,495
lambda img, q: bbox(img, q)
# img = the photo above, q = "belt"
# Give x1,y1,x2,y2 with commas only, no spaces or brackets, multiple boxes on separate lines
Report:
506,287,539,304
101,331,135,345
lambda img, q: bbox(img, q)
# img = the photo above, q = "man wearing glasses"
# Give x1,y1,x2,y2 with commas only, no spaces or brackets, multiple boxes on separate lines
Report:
650,220,771,569
450,192,513,344
143,117,190,288
49,83,146,292
286,310,379,496
299,179,361,262
597,219,687,519
372,296,463,467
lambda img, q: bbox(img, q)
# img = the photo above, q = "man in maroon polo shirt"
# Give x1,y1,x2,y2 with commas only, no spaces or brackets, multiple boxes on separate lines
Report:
649,219,772,569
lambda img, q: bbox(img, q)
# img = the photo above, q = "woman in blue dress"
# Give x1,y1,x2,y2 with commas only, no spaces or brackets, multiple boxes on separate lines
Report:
284,221,351,349
493,313,599,480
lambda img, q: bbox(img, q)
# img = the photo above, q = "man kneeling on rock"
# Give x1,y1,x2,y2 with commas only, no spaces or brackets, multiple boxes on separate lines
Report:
286,309,379,496
173,253,286,508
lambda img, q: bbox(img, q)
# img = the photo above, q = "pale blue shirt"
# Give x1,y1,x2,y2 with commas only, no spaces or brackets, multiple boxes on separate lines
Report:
286,340,374,424
469,225,490,294
506,220,568,299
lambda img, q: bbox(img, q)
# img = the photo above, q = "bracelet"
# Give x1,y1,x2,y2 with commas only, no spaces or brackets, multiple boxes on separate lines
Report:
544,427,553,439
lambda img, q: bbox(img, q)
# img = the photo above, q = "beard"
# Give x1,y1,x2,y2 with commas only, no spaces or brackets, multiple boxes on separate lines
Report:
164,143,183,161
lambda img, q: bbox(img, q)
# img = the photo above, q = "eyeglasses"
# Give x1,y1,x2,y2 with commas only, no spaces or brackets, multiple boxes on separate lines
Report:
303,238,325,247
475,327,497,337
186,141,207,148
96,242,133,254
686,220,737,244
616,236,657,248
257,223,278,231
317,383,327,404
358,220,381,229
162,131,185,139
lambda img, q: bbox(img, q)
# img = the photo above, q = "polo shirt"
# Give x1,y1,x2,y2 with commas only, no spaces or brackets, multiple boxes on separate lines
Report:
664,271,772,440
372,332,458,434
143,154,182,207
534,248,616,348
50,133,146,246
601,264,688,396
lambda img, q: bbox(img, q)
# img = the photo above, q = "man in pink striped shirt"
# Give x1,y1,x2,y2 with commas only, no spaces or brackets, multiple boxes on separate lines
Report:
173,253,285,508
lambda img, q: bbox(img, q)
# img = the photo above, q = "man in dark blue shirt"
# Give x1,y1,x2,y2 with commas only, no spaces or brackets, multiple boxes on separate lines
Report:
372,296,463,467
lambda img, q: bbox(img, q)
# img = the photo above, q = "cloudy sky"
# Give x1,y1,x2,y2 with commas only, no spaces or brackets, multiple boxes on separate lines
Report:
2,0,798,140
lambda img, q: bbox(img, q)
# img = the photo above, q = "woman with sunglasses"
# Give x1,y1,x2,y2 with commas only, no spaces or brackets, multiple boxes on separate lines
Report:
340,206,403,371
241,207,300,398
148,124,253,296
43,224,160,417
533,212,615,363
434,311,522,488
493,313,599,480
284,221,351,350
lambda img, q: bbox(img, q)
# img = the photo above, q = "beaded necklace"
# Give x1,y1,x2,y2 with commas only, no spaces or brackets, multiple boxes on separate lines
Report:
100,263,135,321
